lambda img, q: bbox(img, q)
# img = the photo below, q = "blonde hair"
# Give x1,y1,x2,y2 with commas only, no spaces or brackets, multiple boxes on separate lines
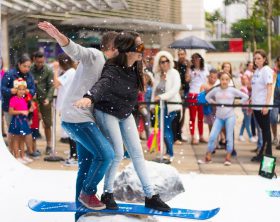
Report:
13,78,27,89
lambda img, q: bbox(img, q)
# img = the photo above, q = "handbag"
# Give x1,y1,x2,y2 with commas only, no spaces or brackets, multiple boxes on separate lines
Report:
197,90,212,115
147,105,161,153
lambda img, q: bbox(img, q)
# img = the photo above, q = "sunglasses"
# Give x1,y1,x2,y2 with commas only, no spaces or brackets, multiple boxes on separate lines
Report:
130,42,145,53
159,59,170,65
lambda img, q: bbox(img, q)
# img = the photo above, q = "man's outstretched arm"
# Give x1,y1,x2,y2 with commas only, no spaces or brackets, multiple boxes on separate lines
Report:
38,21,69,46
38,21,99,63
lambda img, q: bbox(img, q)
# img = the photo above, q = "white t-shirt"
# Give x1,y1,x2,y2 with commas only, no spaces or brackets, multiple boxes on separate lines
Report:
251,65,274,110
56,68,76,112
189,69,208,94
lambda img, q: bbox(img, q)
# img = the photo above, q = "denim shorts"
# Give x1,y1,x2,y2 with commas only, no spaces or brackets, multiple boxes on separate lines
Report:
270,107,279,124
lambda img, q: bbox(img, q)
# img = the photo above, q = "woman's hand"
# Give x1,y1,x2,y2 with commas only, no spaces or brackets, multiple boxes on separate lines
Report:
261,107,269,115
21,111,29,116
11,88,17,94
154,96,161,102
74,98,92,109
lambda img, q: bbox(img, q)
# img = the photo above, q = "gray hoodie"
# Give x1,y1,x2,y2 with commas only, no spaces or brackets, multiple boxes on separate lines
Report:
61,40,105,123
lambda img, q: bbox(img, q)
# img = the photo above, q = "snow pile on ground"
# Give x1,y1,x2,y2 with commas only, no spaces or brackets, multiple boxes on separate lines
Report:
113,161,185,202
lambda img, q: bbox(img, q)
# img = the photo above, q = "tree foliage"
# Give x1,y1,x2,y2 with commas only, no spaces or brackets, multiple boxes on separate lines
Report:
230,18,267,42
205,10,225,38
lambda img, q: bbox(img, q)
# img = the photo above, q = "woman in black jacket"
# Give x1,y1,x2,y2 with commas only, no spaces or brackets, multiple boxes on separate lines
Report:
75,32,170,212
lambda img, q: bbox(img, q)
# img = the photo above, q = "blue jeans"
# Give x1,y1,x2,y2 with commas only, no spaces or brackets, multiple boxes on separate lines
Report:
253,114,263,149
239,110,252,138
61,122,114,211
270,107,279,124
94,109,155,198
164,111,177,157
208,116,235,153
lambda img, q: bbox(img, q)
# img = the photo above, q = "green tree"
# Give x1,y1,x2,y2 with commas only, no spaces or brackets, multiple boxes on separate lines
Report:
205,10,225,38
225,0,280,63
230,17,267,51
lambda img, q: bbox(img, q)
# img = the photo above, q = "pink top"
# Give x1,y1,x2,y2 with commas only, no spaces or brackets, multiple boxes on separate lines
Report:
0,69,4,79
9,96,28,111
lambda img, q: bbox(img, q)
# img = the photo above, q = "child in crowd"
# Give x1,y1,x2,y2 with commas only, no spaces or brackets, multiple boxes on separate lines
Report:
199,72,249,166
239,75,256,143
53,53,77,166
8,78,34,164
200,69,218,134
28,96,41,158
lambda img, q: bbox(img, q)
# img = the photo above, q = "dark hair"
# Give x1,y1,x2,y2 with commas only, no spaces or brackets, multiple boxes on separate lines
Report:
100,31,118,51
276,56,280,70
108,32,144,91
57,53,75,71
178,49,186,54
34,51,45,59
254,49,269,66
209,68,218,74
246,61,253,68
221,62,233,76
17,54,31,65
191,53,204,70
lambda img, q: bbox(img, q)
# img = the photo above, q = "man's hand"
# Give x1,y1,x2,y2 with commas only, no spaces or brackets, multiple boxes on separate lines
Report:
262,107,269,115
74,98,92,109
11,88,17,94
38,21,69,46
43,99,50,106
38,21,61,39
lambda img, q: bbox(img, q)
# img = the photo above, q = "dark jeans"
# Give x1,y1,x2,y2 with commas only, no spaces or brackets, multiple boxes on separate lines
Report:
61,121,114,221
172,110,182,142
253,110,272,155
69,138,77,158
251,112,256,137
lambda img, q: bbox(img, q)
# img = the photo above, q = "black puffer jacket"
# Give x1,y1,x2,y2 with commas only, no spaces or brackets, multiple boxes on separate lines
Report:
85,63,139,119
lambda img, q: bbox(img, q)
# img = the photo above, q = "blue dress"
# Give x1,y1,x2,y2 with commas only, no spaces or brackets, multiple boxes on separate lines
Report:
9,114,32,135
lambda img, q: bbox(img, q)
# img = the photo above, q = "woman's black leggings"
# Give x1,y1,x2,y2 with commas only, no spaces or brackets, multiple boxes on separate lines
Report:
253,110,272,155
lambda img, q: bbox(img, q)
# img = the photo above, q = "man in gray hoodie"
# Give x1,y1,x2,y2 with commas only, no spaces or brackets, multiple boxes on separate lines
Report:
38,21,118,221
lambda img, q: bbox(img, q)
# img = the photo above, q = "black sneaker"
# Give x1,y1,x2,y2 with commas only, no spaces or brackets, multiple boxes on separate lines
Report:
145,194,171,212
60,137,70,144
101,192,119,210
45,146,52,155
251,154,262,162
231,149,237,157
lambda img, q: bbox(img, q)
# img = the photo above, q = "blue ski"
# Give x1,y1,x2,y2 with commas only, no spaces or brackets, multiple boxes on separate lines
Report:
28,199,220,220
267,190,280,197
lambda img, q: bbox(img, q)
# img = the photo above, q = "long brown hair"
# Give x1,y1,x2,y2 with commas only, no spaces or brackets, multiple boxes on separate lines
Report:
221,62,233,76
108,32,144,91
254,49,269,66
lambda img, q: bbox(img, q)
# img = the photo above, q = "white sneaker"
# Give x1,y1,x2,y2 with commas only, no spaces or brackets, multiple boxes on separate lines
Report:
22,156,33,163
239,136,245,142
64,158,78,167
224,160,232,166
17,158,28,164
250,137,257,143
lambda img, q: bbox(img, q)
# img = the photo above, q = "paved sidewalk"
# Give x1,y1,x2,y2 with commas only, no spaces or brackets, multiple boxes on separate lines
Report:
25,134,280,176
9,108,279,176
